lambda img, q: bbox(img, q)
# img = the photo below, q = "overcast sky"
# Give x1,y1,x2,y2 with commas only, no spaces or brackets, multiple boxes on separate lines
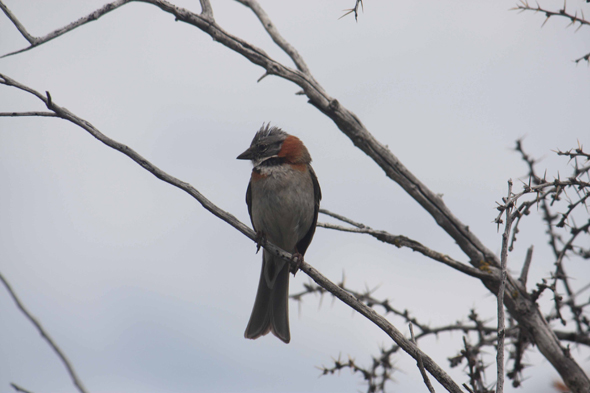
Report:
1,1,589,392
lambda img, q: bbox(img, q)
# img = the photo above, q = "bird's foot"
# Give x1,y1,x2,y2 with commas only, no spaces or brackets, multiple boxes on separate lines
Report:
290,252,304,275
255,231,266,254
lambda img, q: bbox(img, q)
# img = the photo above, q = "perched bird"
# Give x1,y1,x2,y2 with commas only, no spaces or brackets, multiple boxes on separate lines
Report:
237,124,321,344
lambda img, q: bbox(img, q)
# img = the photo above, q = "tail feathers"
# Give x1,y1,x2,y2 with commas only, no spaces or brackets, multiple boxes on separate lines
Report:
244,253,290,343
269,261,290,343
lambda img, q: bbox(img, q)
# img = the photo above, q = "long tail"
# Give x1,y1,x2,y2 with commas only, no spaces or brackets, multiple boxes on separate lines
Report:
244,250,290,343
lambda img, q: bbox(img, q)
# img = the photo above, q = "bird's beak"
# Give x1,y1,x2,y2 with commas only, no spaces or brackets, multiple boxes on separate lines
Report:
237,147,255,160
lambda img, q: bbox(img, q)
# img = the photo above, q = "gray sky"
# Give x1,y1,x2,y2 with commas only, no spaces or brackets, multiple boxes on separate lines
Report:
1,1,589,392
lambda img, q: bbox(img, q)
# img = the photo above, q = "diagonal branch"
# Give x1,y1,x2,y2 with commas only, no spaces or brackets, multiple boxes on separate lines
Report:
0,272,89,393
235,0,312,76
10,383,34,393
0,1,37,44
409,322,436,393
316,221,497,281
0,0,131,58
0,74,464,393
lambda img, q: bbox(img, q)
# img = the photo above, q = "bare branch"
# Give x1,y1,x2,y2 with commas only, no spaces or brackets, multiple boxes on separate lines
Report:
0,1,36,44
410,322,436,393
0,111,58,117
0,74,464,393
10,383,34,393
320,208,367,228
0,0,130,58
518,245,534,289
496,180,514,393
554,330,590,346
235,0,312,75
0,272,89,393
318,221,497,281
199,0,213,20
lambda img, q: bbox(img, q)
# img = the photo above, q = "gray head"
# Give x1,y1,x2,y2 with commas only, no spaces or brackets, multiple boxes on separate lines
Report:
236,124,289,165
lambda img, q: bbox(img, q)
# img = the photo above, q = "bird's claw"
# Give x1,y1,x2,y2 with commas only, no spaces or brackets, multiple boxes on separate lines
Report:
290,252,304,276
255,231,266,254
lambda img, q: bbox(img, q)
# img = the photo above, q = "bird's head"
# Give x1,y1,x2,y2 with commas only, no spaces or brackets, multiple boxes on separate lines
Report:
237,124,311,166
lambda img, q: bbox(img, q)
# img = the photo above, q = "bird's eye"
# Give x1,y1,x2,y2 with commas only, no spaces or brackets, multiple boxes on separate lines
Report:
257,144,267,152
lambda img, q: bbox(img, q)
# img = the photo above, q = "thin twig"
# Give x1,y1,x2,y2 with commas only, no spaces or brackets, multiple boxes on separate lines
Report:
235,0,312,75
518,246,534,290
320,208,367,228
497,180,514,393
317,222,497,282
0,272,89,393
199,0,213,20
0,0,130,58
410,322,436,393
0,111,58,117
10,383,34,393
0,1,37,44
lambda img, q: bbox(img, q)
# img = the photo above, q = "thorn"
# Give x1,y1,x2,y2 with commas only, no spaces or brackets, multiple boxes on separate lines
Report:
338,9,354,20
257,71,269,83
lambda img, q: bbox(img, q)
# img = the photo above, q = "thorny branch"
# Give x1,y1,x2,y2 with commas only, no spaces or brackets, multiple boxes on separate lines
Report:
512,0,590,64
315,142,590,390
513,0,590,28
453,336,493,393
339,0,364,21
494,140,590,388
293,276,588,392
506,141,590,337
291,272,536,393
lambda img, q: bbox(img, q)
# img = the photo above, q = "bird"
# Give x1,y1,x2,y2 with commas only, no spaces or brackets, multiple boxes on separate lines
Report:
237,124,321,344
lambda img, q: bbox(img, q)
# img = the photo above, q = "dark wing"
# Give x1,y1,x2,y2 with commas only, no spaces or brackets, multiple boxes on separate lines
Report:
246,179,256,231
296,165,322,256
